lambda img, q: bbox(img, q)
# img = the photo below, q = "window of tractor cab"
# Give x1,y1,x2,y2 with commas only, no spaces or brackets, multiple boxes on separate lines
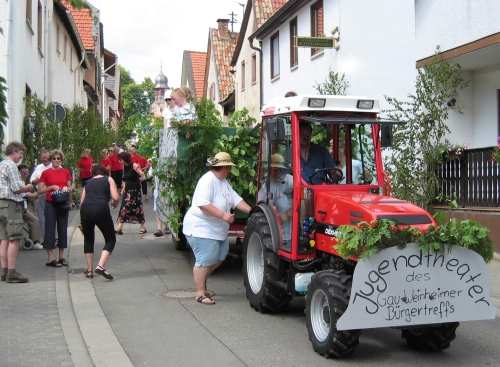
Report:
258,117,293,197
326,124,377,185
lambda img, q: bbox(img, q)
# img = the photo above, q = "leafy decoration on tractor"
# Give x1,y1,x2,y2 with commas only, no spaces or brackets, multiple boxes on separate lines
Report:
335,217,493,263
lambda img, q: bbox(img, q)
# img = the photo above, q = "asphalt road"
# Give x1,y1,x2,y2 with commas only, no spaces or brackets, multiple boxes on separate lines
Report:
88,206,500,367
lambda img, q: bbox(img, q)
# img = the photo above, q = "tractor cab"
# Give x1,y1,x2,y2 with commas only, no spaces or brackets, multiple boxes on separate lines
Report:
256,94,430,262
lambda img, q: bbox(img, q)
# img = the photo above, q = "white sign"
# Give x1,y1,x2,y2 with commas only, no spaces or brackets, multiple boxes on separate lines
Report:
337,243,496,330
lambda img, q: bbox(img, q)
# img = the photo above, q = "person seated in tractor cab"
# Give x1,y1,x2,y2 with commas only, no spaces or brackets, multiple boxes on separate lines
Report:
331,139,374,184
284,121,342,185
258,155,293,250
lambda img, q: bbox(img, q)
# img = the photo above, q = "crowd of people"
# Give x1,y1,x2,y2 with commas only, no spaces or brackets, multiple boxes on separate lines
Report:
0,86,252,306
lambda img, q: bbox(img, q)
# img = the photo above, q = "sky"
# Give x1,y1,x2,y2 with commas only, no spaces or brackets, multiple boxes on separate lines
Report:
89,0,245,87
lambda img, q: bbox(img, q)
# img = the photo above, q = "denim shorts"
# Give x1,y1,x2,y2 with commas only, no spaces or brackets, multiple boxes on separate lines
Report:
186,235,229,267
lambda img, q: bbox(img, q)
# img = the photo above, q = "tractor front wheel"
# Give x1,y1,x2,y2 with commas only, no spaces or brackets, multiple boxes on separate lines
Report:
305,270,361,358
401,322,459,352
242,213,292,313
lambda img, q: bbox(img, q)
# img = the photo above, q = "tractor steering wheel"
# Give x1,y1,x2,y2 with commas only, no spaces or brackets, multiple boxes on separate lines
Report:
308,167,344,185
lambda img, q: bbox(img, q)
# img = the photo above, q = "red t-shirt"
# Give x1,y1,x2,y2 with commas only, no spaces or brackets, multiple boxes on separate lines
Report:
138,156,148,169
131,153,140,164
109,154,123,171
100,158,112,173
77,156,93,179
39,167,72,201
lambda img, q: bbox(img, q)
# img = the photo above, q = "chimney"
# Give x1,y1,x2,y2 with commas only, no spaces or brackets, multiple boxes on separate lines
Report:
217,19,230,38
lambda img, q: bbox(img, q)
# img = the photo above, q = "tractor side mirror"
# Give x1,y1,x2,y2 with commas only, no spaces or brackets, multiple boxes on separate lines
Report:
267,117,286,143
380,124,392,147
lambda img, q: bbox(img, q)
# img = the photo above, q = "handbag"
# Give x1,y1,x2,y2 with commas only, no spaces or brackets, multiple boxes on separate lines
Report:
52,189,70,203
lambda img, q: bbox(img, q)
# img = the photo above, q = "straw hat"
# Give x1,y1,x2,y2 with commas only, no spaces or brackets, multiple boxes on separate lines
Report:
206,152,236,167
269,154,287,169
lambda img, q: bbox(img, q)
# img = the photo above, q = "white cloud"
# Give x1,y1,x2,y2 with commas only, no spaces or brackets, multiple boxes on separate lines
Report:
90,0,244,87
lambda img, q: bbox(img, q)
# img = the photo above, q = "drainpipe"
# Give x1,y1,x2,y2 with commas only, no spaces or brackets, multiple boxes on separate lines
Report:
74,50,85,103
44,0,49,104
4,0,13,142
248,35,263,112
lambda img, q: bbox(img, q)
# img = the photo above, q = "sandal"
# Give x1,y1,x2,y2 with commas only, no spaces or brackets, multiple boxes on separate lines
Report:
205,290,217,297
196,294,215,305
58,258,68,266
115,229,123,235
46,260,62,267
95,265,113,280
85,271,93,279
139,229,147,234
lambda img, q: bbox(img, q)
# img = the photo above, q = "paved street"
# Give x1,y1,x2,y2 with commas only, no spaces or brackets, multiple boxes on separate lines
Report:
1,200,500,367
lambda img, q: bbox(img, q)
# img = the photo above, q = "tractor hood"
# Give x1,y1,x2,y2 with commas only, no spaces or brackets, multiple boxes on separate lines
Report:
314,191,435,226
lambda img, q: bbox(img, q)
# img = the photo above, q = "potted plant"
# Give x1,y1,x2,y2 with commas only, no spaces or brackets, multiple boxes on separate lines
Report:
434,140,468,162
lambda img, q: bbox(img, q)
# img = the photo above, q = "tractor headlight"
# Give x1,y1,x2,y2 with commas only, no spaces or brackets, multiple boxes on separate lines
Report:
357,100,374,109
308,98,326,107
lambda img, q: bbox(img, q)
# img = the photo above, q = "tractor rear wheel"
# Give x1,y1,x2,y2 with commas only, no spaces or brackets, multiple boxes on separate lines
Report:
242,213,292,313
305,270,361,358
401,322,459,352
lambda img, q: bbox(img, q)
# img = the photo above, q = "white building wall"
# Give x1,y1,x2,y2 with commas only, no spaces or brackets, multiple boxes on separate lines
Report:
48,16,86,108
415,0,500,148
472,66,500,146
206,39,223,116
4,0,45,143
415,0,500,60
261,0,416,112
1,0,87,145
0,1,7,81
234,7,261,121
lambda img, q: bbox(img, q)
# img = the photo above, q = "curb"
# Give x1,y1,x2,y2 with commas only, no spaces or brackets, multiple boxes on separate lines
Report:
66,209,134,367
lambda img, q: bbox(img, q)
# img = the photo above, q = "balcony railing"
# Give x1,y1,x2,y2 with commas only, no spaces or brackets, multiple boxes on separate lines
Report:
435,147,500,207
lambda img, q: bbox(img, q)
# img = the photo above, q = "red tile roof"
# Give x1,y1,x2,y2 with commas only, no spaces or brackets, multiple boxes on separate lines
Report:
211,23,239,102
253,0,289,29
188,51,207,103
62,0,94,51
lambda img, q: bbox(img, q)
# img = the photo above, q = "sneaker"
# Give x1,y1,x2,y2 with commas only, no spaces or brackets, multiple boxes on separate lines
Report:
6,272,29,283
153,230,164,237
33,242,44,250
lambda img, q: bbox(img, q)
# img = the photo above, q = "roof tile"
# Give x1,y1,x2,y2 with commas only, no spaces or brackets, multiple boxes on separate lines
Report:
62,0,95,51
188,51,207,102
211,26,239,101
253,0,289,29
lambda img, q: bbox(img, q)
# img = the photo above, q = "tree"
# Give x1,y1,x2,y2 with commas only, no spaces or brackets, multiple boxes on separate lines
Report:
383,47,469,210
119,65,135,87
314,67,350,95
22,96,118,173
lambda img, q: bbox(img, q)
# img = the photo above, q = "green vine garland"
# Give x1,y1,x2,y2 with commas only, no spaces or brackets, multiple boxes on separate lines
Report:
335,217,493,263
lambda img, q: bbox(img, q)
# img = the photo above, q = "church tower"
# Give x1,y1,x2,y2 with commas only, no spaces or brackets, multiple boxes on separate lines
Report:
151,65,169,118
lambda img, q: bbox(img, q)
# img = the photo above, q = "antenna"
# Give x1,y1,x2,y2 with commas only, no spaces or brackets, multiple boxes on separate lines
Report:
228,11,238,32
235,1,245,15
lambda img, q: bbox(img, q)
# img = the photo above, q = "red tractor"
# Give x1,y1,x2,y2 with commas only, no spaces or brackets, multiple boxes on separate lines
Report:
242,94,457,357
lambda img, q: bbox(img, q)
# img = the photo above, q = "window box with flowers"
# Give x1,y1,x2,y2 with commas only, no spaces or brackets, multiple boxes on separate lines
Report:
434,141,468,163
490,136,500,164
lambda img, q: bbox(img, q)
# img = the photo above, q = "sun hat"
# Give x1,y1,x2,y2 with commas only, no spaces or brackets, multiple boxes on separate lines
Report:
206,152,236,167
164,90,172,100
269,154,287,169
